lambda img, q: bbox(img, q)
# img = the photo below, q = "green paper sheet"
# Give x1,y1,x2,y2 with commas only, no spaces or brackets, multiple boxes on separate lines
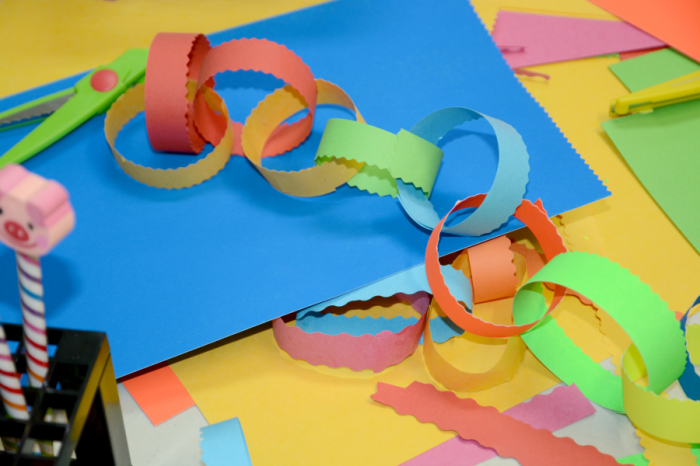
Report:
609,49,700,92
603,50,700,253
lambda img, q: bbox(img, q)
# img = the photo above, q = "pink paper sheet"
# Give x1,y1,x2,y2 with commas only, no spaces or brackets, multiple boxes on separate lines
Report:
492,11,665,68
402,384,595,466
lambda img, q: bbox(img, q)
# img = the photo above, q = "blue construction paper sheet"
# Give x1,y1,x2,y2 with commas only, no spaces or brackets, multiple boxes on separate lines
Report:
200,417,252,466
0,0,609,376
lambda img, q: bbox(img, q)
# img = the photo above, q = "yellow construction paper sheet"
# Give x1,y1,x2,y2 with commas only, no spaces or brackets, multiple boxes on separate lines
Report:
0,0,330,98
172,325,560,466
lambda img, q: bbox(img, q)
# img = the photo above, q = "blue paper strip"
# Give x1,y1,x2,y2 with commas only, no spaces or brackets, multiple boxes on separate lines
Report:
200,417,252,466
397,107,530,236
679,295,700,401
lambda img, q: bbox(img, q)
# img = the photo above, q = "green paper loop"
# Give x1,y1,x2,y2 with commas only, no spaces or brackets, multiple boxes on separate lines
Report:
513,251,686,413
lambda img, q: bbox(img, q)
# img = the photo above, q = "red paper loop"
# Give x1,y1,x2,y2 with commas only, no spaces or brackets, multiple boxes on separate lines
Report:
144,34,318,159
145,33,211,153
272,292,430,372
426,195,567,338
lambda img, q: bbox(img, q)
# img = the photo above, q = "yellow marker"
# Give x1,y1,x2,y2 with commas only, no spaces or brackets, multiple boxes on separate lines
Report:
609,69,700,117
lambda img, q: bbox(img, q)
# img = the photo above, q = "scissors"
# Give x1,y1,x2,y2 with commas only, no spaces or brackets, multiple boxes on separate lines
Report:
0,48,148,168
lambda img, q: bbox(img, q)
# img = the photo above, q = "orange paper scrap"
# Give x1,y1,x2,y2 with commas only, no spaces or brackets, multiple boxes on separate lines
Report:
589,0,700,63
122,365,196,426
371,382,620,466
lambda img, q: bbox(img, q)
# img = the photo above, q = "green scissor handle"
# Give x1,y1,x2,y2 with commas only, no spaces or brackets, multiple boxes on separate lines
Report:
0,48,148,169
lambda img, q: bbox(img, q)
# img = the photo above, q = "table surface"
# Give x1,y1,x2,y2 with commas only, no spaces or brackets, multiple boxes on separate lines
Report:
2,0,699,464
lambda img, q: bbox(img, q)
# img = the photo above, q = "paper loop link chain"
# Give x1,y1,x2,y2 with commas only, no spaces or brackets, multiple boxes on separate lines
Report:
106,33,531,237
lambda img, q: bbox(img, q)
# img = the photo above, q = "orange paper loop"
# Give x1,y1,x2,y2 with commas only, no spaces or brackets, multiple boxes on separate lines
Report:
426,195,567,338
468,235,518,304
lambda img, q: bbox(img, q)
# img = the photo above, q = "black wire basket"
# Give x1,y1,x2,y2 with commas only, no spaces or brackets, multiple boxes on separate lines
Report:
0,324,131,465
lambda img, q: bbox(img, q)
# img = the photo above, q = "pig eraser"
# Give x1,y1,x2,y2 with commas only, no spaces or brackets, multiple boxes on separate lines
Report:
0,164,75,256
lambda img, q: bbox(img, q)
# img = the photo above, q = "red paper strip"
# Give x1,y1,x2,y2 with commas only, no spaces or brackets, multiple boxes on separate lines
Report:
122,365,196,426
372,382,619,466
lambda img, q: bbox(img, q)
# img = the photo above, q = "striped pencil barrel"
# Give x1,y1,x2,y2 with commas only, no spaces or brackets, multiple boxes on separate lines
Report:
0,325,28,452
16,252,55,456
16,252,49,388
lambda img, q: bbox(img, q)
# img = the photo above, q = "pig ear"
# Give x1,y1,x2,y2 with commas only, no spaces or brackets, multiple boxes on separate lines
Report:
0,164,29,198
27,181,71,227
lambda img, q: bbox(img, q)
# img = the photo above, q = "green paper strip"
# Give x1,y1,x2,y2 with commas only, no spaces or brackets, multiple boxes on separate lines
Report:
315,118,443,197
513,252,686,413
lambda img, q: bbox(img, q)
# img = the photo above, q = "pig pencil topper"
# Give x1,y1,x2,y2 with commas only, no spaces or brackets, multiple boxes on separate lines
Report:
0,164,74,256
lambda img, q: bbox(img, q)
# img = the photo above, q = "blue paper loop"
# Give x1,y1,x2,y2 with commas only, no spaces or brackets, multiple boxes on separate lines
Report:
295,264,470,343
396,107,530,236
679,295,700,400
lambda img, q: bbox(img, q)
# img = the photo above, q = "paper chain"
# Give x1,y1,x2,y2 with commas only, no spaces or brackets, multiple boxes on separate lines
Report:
104,33,530,238
102,34,700,448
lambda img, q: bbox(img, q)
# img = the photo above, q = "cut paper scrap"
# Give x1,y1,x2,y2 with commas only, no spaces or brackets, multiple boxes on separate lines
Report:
467,235,517,303
514,252,686,413
470,0,618,31
273,291,430,372
200,417,252,466
427,196,567,338
609,48,700,94
423,298,527,392
492,11,665,69
397,107,530,236
617,453,649,466
121,365,196,426
589,0,700,64
402,384,596,466
678,296,700,401
315,118,443,198
372,382,620,466
637,429,697,466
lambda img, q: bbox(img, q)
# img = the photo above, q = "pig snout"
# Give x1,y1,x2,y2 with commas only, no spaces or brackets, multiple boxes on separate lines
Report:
4,221,29,242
